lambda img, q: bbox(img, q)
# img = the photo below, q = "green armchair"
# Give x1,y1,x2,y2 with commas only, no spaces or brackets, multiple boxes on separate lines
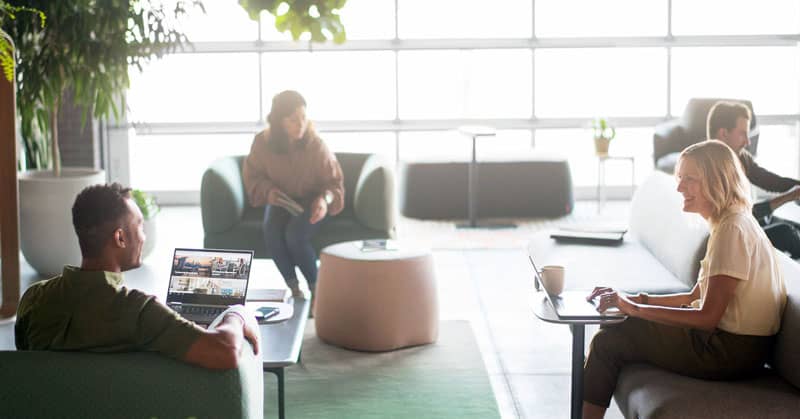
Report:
0,346,263,418
201,152,396,258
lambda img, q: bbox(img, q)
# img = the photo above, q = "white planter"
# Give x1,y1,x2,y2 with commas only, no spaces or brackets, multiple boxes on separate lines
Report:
19,169,107,277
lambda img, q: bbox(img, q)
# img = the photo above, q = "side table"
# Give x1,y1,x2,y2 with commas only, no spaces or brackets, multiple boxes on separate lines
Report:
261,297,310,419
596,155,635,213
532,292,626,419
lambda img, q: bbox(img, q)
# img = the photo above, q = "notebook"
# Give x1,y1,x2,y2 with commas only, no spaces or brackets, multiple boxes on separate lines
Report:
166,248,254,325
526,251,625,320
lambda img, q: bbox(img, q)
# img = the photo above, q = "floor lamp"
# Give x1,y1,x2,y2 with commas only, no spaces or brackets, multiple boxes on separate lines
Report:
0,46,20,320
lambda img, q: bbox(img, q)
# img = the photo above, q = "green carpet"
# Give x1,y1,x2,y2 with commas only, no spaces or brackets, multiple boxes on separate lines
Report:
264,320,501,419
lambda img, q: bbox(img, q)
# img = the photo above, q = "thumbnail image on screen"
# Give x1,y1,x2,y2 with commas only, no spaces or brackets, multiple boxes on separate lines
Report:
169,250,251,298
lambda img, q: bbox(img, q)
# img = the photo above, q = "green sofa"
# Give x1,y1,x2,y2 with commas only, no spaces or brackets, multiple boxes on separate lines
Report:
0,345,264,418
201,153,396,258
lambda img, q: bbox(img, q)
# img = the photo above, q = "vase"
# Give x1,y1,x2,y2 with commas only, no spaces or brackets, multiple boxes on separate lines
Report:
594,137,611,156
19,168,107,276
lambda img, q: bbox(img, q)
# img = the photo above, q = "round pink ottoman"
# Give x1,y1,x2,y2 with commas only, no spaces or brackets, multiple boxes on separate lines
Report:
314,240,438,352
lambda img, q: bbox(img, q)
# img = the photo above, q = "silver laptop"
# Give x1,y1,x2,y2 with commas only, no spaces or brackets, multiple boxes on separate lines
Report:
166,248,254,325
526,252,625,320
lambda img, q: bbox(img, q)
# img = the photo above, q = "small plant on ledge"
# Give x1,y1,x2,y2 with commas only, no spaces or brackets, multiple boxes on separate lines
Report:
132,189,160,221
592,117,616,156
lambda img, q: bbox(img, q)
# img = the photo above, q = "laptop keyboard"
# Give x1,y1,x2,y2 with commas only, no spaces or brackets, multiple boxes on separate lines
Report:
172,305,226,323
183,306,225,316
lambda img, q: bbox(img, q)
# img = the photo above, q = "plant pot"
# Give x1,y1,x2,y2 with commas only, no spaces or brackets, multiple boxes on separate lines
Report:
19,168,106,277
594,137,611,156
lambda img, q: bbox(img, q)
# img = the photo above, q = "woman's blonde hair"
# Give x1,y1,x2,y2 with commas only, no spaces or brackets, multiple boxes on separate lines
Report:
678,140,751,223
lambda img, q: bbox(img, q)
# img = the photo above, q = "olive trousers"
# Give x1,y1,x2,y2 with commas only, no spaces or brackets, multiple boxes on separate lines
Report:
583,317,774,408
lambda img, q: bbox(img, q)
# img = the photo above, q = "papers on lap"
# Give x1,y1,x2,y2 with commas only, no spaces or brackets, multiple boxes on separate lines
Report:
273,190,304,216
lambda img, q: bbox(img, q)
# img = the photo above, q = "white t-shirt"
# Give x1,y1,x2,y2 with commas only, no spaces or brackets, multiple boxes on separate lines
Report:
693,210,787,336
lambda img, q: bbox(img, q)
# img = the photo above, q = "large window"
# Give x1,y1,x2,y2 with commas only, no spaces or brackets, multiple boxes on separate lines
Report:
123,0,800,199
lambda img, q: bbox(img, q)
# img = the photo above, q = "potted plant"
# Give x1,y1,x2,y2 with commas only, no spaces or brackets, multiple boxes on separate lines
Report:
592,117,616,156
4,0,198,276
132,189,160,259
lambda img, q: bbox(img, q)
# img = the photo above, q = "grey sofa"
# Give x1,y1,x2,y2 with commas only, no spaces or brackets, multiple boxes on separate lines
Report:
399,157,574,219
529,172,800,418
0,345,264,418
201,152,396,258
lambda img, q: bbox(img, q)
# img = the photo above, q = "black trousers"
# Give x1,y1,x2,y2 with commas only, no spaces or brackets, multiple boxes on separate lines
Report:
583,317,773,408
764,220,800,259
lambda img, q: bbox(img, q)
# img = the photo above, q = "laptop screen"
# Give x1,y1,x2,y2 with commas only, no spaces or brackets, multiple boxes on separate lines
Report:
166,248,254,306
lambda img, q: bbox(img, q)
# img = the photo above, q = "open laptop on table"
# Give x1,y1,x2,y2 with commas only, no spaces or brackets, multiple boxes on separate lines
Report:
526,252,625,320
166,248,254,325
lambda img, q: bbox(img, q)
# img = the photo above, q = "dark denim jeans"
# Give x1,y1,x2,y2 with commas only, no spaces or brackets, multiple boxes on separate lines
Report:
262,204,324,290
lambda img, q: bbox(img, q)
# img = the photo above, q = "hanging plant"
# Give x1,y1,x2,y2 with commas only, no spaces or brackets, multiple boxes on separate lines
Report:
239,0,347,43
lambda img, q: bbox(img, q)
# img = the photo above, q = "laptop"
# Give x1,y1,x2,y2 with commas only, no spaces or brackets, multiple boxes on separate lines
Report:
166,248,254,325
526,252,625,320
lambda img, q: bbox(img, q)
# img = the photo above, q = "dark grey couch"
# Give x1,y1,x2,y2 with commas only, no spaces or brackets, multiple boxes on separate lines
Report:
529,172,800,418
201,152,396,258
399,157,574,219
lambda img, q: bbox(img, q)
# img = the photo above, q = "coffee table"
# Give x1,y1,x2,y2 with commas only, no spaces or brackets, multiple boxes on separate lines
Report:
260,296,310,419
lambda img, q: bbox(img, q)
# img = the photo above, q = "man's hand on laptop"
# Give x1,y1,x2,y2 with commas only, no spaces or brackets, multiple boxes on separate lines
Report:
184,305,261,370
220,305,261,355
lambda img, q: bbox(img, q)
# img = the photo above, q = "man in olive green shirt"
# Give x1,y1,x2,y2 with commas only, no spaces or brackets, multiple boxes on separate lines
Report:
15,183,260,370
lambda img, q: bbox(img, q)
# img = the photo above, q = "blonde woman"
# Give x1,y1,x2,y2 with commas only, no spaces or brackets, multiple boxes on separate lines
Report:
582,140,787,419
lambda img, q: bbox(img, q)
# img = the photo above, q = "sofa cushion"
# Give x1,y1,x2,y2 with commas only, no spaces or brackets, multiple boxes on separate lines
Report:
774,252,800,388
629,172,709,288
614,363,800,419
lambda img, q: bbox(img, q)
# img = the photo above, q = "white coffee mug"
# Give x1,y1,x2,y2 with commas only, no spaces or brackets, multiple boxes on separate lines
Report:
540,265,565,296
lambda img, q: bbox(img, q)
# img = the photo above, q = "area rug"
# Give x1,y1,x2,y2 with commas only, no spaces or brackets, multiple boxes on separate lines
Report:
395,201,630,250
264,320,501,419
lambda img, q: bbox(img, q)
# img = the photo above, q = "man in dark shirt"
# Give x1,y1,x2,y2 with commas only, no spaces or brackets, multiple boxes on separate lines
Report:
15,183,260,369
707,101,800,258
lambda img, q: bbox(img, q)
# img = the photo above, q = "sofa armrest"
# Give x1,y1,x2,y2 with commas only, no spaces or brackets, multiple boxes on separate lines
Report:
352,154,396,235
202,156,247,234
0,347,264,419
653,119,685,166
